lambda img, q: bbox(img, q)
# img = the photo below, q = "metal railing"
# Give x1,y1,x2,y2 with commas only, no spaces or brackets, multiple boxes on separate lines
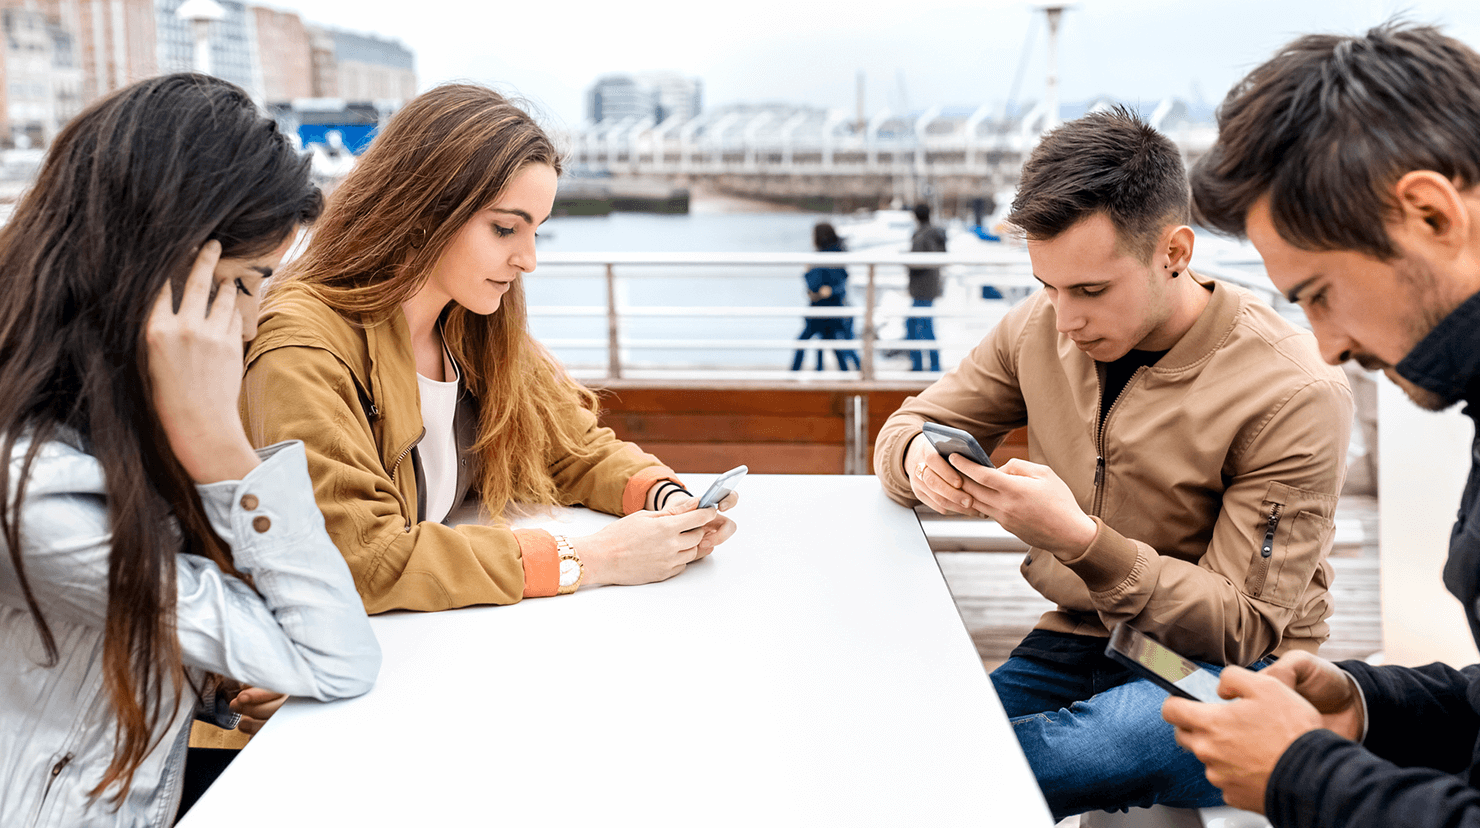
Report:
527,250,1284,384
530,250,1039,382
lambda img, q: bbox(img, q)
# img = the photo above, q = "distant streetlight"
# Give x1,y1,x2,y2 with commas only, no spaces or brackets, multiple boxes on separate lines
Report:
1035,3,1075,132
175,0,225,75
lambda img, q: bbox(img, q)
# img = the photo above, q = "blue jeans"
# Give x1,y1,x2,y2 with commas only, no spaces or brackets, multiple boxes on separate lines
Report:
906,298,939,371
991,653,1270,821
791,317,859,371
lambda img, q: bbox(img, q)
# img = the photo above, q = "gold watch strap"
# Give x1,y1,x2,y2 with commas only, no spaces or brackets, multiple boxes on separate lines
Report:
554,534,583,595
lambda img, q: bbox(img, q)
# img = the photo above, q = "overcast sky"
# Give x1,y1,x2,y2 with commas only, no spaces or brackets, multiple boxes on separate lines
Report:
272,0,1480,129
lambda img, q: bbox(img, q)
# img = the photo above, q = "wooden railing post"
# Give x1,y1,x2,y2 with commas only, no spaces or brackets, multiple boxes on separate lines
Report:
605,263,622,379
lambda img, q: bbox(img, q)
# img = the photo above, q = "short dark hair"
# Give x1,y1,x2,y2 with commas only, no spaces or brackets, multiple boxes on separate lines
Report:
1191,22,1480,260
912,203,931,224
1007,106,1189,261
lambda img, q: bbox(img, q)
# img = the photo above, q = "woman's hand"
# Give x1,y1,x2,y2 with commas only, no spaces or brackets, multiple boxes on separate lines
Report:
229,685,289,736
574,499,730,587
661,490,738,557
145,241,260,484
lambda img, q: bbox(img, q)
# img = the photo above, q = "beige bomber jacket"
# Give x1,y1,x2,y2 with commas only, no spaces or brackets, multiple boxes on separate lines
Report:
875,275,1354,665
240,286,677,614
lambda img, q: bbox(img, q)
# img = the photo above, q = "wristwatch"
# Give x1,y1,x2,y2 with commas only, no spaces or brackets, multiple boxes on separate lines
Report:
554,534,583,595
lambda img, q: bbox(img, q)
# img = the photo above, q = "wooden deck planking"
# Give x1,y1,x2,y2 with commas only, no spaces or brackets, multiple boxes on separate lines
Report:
937,552,1383,670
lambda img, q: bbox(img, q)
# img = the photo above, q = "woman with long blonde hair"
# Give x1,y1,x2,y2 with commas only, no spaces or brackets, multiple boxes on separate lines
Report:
241,84,736,612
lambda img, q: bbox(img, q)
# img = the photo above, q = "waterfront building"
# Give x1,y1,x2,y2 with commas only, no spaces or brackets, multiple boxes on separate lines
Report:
31,0,155,102
0,2,82,147
311,26,413,102
640,70,701,123
588,71,701,125
251,4,311,101
155,0,257,96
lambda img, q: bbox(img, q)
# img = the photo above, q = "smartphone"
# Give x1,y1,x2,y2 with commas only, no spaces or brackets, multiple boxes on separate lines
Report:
921,422,995,469
1104,623,1228,704
697,465,747,509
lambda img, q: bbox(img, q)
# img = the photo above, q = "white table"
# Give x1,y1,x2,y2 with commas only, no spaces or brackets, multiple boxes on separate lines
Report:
180,474,1053,826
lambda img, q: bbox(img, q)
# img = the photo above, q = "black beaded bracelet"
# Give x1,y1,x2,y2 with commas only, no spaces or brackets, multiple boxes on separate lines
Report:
654,481,691,510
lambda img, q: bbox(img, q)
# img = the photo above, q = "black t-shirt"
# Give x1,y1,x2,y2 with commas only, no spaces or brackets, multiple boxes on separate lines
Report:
1098,348,1167,428
1010,629,1131,672
1009,349,1168,668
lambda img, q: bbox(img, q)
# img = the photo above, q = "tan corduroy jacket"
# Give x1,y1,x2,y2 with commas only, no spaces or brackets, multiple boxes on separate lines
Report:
240,286,677,614
875,275,1353,665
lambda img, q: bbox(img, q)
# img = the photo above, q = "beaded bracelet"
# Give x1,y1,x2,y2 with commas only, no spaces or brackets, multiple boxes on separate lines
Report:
653,480,691,510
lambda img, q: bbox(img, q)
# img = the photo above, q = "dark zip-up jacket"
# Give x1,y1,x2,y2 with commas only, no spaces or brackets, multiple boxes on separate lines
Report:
1267,289,1480,827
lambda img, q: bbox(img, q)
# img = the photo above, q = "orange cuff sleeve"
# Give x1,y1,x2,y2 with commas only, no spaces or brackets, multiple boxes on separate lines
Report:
515,529,560,598
623,465,682,515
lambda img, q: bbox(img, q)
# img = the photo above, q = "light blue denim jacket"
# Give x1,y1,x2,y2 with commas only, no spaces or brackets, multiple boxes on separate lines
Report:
0,437,381,827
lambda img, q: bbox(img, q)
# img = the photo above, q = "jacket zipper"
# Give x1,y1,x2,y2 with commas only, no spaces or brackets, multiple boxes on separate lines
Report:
1093,366,1145,517
389,427,426,530
34,752,74,821
1262,504,1283,558
1247,503,1283,596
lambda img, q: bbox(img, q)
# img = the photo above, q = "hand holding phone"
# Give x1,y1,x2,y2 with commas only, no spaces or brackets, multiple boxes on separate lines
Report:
697,465,746,509
1105,623,1228,704
921,422,995,469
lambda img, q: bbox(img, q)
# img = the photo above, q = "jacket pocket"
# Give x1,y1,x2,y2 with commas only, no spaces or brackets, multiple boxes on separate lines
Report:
1244,482,1337,607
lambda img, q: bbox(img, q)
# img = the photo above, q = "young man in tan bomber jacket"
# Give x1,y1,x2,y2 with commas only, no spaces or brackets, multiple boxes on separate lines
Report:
873,108,1353,821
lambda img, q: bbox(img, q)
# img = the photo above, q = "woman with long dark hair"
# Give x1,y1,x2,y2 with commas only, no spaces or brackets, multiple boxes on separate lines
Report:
240,84,736,612
0,74,380,826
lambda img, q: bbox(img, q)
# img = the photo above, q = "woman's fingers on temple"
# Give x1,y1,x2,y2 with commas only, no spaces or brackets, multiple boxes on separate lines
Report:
179,240,221,316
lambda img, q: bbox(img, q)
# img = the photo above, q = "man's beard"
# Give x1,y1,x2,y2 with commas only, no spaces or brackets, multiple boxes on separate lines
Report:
1380,365,1456,411
1353,255,1461,412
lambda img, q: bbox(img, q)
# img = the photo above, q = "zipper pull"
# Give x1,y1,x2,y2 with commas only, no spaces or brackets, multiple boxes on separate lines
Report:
1261,504,1282,558
1094,456,1104,488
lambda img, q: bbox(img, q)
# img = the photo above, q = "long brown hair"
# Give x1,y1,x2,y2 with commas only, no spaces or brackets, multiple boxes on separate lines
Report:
0,74,321,801
273,83,600,517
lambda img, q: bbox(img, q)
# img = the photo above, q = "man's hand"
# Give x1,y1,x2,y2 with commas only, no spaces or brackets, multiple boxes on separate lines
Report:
904,434,977,516
1162,665,1329,813
947,456,1097,558
1260,651,1365,738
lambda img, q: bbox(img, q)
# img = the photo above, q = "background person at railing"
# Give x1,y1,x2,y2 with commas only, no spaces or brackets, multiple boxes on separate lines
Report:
240,84,738,617
1163,23,1480,828
791,221,860,372
873,108,1352,822
907,202,946,372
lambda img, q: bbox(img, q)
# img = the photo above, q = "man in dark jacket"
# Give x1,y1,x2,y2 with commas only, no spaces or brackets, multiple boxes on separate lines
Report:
907,203,946,371
1160,22,1480,826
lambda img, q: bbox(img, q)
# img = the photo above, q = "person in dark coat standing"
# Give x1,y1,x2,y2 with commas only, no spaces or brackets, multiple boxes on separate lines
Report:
1161,22,1480,828
791,222,859,371
907,203,946,372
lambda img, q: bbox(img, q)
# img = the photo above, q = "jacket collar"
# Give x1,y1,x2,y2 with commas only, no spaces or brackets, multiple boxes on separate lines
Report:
250,286,425,478
1395,289,1480,410
1138,271,1234,373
